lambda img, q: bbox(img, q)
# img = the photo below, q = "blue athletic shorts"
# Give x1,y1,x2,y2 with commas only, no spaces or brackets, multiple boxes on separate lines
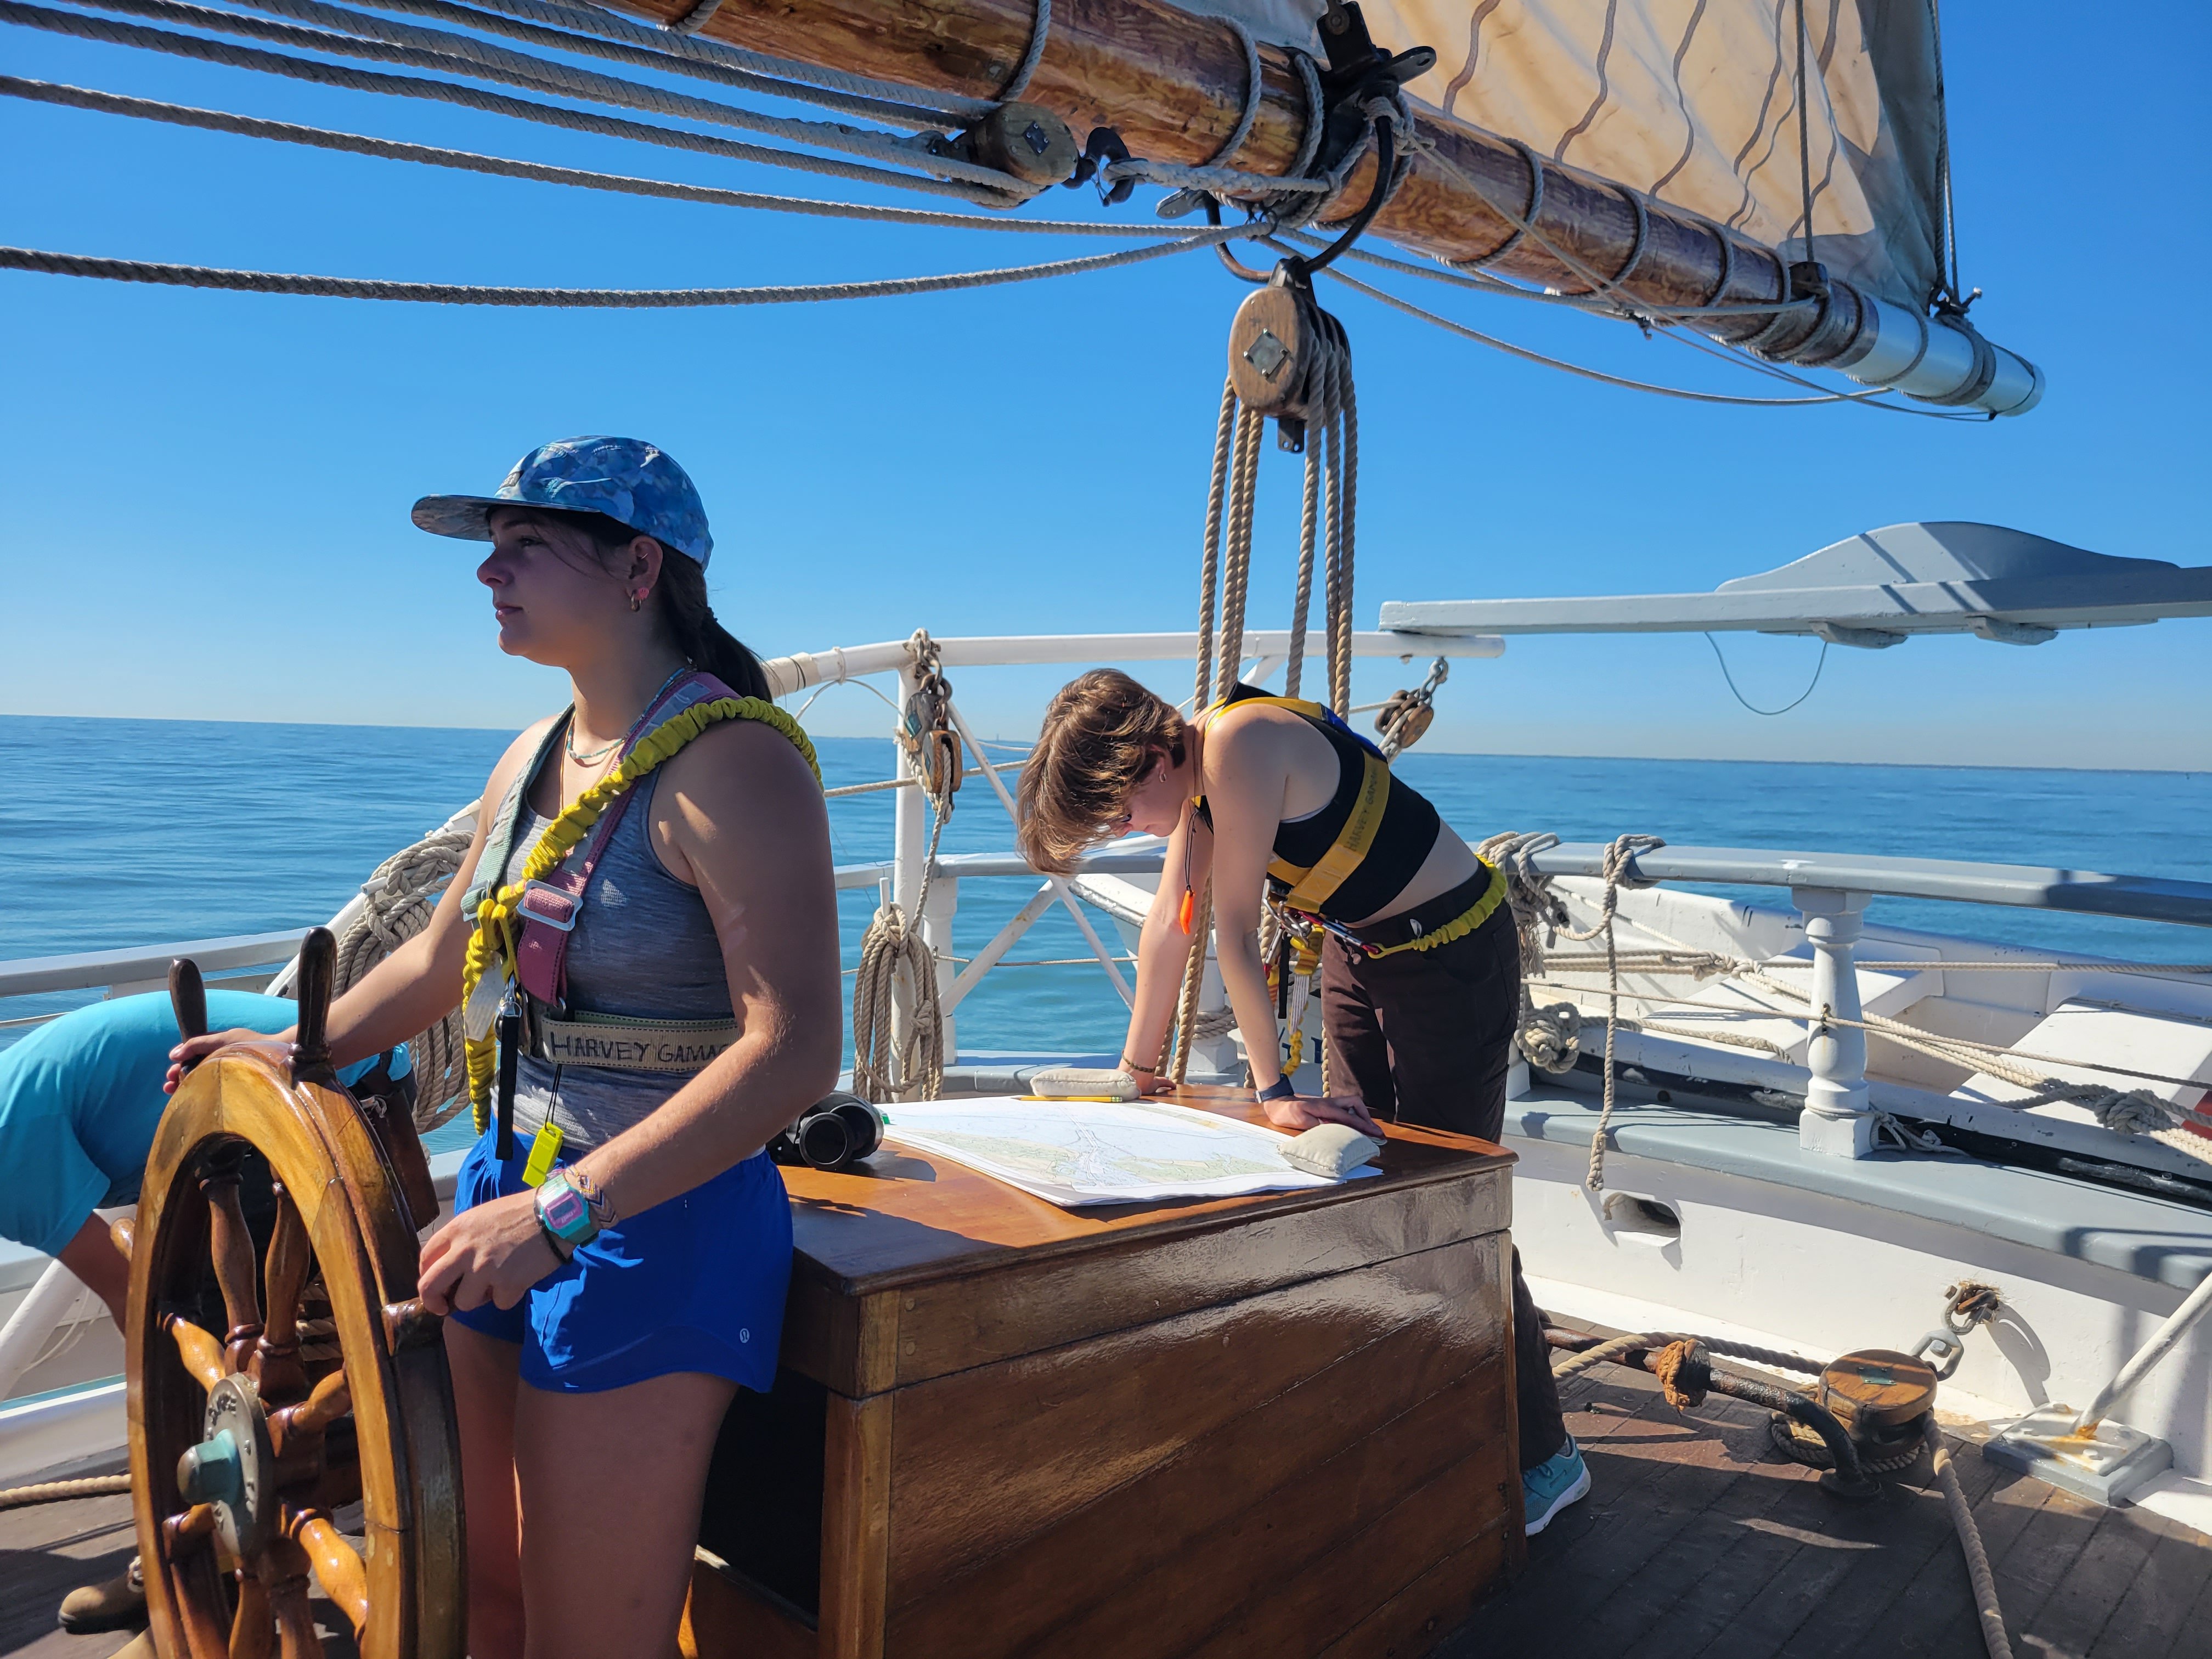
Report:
445,1130,792,1395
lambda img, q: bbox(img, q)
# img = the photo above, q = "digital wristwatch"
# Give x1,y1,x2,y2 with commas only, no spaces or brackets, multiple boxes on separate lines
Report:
533,1171,599,1260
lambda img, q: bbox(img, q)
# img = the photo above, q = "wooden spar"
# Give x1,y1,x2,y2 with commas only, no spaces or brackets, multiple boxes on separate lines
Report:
633,0,1895,372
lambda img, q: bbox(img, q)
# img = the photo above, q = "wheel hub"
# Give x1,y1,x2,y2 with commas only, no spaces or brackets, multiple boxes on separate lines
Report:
179,1372,275,1558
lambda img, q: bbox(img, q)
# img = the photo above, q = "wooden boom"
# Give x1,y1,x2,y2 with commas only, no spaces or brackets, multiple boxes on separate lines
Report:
629,0,2040,412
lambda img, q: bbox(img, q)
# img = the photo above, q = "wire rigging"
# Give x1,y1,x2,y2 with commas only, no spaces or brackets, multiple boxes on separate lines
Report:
1705,633,1830,716
0,0,1990,413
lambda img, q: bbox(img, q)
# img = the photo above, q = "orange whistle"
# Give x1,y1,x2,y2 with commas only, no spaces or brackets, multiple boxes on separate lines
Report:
1177,888,1195,934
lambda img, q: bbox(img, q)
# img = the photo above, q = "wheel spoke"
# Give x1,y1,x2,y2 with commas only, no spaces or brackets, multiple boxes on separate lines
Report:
269,1575,321,1659
253,1187,312,1402
164,1503,218,1556
286,1506,369,1635
165,1314,229,1390
228,1572,274,1659
201,1156,265,1373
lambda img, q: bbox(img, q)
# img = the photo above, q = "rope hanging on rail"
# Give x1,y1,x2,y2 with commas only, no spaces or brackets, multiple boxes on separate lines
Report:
331,822,474,1130
851,632,958,1104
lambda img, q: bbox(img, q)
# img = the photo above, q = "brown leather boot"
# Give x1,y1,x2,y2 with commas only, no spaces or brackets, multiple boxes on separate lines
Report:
57,1555,145,1634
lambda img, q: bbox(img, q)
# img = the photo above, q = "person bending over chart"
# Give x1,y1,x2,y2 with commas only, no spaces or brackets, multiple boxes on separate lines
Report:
1017,668,1591,1538
0,990,410,1637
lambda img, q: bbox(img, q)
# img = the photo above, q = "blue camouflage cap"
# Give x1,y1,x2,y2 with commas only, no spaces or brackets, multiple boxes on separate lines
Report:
411,435,714,567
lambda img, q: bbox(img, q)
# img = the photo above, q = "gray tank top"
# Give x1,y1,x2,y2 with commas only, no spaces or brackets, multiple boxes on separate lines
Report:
505,766,734,1153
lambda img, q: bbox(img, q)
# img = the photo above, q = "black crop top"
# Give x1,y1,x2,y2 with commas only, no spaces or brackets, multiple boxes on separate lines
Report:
1193,684,1443,922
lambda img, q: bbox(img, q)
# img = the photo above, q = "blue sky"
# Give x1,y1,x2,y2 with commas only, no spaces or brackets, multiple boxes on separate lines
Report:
1,2,2205,768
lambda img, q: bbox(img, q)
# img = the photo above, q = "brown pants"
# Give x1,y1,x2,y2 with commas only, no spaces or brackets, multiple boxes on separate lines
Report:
1321,906,1568,1471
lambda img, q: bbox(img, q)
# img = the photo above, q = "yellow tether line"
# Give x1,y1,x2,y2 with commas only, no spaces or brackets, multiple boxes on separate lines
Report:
460,696,819,1130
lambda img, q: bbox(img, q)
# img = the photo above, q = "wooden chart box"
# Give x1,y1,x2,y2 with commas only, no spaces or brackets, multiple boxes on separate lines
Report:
681,1087,1525,1659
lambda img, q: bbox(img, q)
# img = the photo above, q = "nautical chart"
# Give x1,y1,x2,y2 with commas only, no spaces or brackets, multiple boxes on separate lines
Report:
877,1097,1362,1208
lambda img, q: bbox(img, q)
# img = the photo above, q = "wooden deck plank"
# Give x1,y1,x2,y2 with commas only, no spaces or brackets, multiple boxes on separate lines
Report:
1550,1387,1823,1654
0,1454,139,1659
1437,1383,1710,1652
1567,1432,1826,1658
1846,1466,2063,1657
2166,1555,2212,1659
1995,1485,2122,1621
2025,1497,2174,1658
1441,1347,2207,1659
1770,1449,2008,1658
1688,1469,1941,1658
2087,1518,2212,1659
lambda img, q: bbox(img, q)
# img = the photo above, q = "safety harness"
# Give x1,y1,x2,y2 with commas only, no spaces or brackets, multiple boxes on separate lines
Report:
1199,693,1507,960
458,670,820,1144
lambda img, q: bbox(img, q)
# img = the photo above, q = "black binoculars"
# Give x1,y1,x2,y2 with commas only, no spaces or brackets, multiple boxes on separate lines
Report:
769,1092,884,1172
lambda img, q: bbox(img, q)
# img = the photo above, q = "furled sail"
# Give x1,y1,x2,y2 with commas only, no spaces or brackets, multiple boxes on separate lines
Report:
1192,0,1952,312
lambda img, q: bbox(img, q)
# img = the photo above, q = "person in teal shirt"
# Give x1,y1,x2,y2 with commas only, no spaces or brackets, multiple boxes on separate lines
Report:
1,990,409,1641
0,990,410,1328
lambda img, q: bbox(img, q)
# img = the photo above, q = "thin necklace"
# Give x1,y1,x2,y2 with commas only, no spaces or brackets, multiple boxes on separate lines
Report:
565,664,689,767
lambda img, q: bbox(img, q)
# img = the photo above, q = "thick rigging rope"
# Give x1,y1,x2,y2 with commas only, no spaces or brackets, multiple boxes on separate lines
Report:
0,76,1208,240
1164,278,1362,1086
3,0,1019,205
0,224,1242,307
30,0,1027,198
263,0,986,127
331,823,473,1130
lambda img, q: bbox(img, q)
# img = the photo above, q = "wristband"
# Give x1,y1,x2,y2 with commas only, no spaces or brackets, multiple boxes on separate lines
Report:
1119,1054,1156,1075
537,1217,575,1264
1256,1076,1297,1104
567,1165,619,1229
534,1171,599,1254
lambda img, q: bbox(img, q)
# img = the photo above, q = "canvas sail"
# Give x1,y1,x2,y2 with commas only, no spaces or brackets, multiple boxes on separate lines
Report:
1193,0,1950,312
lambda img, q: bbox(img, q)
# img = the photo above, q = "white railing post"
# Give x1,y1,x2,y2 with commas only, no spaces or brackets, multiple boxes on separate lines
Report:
923,877,958,1065
1793,886,1874,1157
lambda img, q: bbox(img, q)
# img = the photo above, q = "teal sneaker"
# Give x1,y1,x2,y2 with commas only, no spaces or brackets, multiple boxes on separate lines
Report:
1522,1435,1592,1536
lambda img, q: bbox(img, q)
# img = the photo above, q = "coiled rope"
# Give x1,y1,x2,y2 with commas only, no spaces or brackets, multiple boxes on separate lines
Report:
851,634,956,1103
332,822,473,1130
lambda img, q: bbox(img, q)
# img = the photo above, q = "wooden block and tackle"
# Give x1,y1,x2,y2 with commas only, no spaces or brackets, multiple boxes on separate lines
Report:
681,1086,1526,1659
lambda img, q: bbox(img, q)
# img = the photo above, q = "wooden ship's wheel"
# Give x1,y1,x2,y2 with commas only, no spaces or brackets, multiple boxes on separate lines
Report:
117,932,464,1658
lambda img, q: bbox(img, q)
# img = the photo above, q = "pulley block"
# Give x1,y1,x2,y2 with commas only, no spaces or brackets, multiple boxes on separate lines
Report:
960,101,1077,194
1227,275,1348,449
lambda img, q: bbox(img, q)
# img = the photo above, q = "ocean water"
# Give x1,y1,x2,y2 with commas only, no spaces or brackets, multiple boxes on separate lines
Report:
4,716,2209,1071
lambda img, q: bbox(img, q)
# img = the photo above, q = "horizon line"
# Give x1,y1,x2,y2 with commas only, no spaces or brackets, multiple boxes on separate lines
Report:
3,711,2206,779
